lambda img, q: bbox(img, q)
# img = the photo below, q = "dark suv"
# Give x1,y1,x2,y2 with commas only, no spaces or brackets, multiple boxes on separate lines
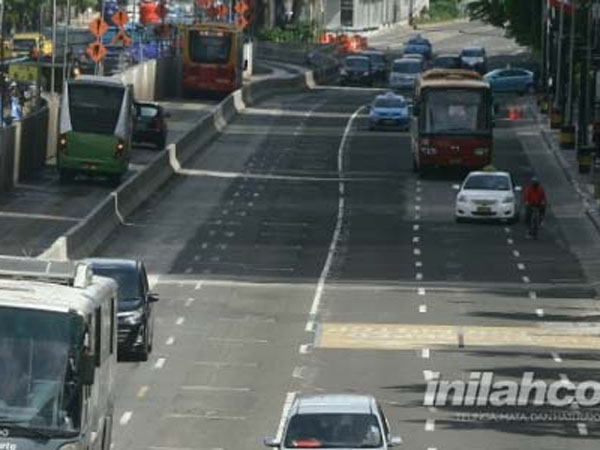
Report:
360,50,388,82
340,55,373,86
86,258,158,361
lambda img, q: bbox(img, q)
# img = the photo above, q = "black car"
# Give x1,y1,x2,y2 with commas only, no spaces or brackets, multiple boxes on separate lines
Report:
360,50,388,82
432,54,461,70
133,102,170,149
86,258,158,361
340,55,373,86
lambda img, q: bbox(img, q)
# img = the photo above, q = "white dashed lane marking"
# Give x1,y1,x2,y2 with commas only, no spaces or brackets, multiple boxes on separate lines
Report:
421,348,430,359
176,316,185,325
119,411,133,426
577,423,588,436
522,276,531,283
536,308,544,317
551,352,563,363
425,419,435,431
529,291,537,300
154,358,166,369
419,304,427,313
166,336,175,346
418,288,426,296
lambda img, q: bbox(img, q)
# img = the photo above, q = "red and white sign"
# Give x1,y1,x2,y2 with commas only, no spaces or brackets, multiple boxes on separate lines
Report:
549,0,575,15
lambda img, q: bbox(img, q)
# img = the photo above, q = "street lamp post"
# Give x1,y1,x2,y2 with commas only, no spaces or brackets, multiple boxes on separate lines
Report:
51,0,57,96
566,0,576,126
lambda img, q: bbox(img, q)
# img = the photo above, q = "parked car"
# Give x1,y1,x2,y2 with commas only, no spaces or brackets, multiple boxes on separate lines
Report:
454,169,522,223
369,91,410,130
86,258,159,361
484,67,536,94
340,55,373,86
389,57,424,91
460,46,487,74
264,394,403,449
360,50,388,82
432,53,461,69
134,101,170,149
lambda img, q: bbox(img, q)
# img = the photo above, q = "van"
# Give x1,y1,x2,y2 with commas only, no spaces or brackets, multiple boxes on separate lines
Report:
389,58,424,90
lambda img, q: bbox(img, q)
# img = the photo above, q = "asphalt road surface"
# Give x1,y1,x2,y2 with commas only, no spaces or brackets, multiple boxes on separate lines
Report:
86,22,600,450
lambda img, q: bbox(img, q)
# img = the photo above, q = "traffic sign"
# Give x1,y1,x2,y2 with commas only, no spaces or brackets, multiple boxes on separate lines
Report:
112,30,132,46
86,41,107,62
89,18,109,37
196,0,213,9
111,10,129,28
235,15,248,28
215,4,228,18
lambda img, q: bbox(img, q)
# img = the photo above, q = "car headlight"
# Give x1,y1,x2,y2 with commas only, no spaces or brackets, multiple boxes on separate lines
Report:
502,195,515,204
457,195,468,203
473,147,489,156
119,308,144,325
421,146,437,155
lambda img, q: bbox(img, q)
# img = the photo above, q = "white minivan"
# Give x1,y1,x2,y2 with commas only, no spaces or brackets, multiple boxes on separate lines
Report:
389,57,424,90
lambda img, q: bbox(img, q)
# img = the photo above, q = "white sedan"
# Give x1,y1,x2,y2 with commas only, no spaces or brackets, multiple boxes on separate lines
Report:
454,170,522,223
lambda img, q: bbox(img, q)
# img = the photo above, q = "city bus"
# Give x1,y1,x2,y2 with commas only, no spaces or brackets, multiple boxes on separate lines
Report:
182,22,245,96
0,256,117,450
58,75,134,185
411,69,494,174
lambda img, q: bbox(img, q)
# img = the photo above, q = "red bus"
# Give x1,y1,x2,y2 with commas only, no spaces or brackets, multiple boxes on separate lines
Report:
182,22,244,95
411,69,494,174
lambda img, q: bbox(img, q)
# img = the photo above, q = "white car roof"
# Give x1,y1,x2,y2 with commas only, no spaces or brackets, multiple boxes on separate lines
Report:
466,170,510,178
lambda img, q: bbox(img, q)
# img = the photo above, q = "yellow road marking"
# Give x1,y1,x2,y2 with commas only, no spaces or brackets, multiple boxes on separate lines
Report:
318,323,600,350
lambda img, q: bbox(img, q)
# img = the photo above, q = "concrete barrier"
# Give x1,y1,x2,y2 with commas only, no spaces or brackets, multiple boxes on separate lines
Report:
39,61,339,261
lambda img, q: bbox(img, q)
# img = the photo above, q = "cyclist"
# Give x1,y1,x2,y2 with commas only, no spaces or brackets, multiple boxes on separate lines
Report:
524,177,547,235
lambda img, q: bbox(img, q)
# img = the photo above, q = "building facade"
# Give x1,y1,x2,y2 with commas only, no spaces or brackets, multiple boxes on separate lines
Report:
324,0,429,30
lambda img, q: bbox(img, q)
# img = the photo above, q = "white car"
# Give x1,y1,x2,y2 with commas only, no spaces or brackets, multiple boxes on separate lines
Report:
454,170,522,222
264,394,403,449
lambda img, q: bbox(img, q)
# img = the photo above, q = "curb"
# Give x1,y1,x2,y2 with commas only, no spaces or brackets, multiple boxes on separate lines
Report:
38,63,339,261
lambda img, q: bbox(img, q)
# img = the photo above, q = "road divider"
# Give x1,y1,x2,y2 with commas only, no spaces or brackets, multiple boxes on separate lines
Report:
39,63,339,260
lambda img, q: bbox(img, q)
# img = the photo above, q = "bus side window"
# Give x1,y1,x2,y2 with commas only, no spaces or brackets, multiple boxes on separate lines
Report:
94,307,101,367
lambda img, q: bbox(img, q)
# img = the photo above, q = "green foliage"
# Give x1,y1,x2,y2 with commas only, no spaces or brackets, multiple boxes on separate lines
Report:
416,0,463,24
256,22,318,43
466,0,542,49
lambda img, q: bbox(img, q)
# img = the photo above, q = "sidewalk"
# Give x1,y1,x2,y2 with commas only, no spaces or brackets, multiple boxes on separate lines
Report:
532,98,600,234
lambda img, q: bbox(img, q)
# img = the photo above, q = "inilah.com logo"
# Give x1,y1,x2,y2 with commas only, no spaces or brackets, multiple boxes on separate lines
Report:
424,372,600,407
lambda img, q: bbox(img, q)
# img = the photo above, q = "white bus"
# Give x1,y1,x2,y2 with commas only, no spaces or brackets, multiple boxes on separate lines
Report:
0,256,117,450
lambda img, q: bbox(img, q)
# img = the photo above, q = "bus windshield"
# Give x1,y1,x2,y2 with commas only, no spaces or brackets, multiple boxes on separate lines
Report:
0,307,84,435
188,31,232,64
68,84,125,135
422,89,488,134
13,39,36,52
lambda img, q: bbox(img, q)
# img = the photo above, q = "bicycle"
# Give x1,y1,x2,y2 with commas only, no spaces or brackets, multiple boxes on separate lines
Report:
528,205,542,239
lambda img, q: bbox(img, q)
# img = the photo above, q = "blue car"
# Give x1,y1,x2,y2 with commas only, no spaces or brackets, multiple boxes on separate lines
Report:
484,68,535,94
403,43,431,60
405,35,432,59
368,92,410,130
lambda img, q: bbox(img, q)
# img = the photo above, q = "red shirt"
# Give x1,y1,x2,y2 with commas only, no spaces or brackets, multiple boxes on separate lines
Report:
524,185,547,206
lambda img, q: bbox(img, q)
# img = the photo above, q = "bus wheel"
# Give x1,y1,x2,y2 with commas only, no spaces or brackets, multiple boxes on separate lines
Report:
59,169,74,183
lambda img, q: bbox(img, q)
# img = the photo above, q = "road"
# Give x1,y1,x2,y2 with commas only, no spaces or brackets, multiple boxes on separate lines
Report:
76,21,600,450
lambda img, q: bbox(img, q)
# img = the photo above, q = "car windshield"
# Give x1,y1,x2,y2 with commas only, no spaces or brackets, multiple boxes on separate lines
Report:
91,266,142,307
0,307,84,434
68,84,125,135
423,89,488,134
464,175,510,191
462,48,484,57
392,61,421,73
188,31,232,64
284,413,383,448
374,98,406,108
345,58,369,69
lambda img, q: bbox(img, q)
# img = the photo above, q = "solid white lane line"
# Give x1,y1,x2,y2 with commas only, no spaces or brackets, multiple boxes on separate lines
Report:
536,308,544,317
276,392,297,442
419,304,427,313
418,288,426,296
425,419,435,431
166,336,175,346
517,263,526,271
522,276,530,283
306,105,364,325
154,358,166,369
577,423,588,436
552,352,563,363
421,348,430,359
513,250,520,257
529,291,537,300
176,317,185,325
119,411,133,426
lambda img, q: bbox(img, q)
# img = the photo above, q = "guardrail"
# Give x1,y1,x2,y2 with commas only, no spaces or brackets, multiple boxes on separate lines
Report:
40,62,339,260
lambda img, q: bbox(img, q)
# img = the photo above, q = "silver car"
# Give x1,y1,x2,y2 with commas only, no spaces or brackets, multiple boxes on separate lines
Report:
389,57,423,90
264,394,403,449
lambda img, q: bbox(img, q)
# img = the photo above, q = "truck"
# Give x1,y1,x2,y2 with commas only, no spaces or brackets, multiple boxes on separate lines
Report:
0,255,117,450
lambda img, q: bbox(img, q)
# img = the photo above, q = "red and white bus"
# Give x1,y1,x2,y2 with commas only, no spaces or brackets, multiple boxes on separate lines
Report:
182,22,244,96
411,69,494,174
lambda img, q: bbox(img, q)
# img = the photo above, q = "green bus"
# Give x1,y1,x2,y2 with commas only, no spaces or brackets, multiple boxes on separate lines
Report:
58,75,134,185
